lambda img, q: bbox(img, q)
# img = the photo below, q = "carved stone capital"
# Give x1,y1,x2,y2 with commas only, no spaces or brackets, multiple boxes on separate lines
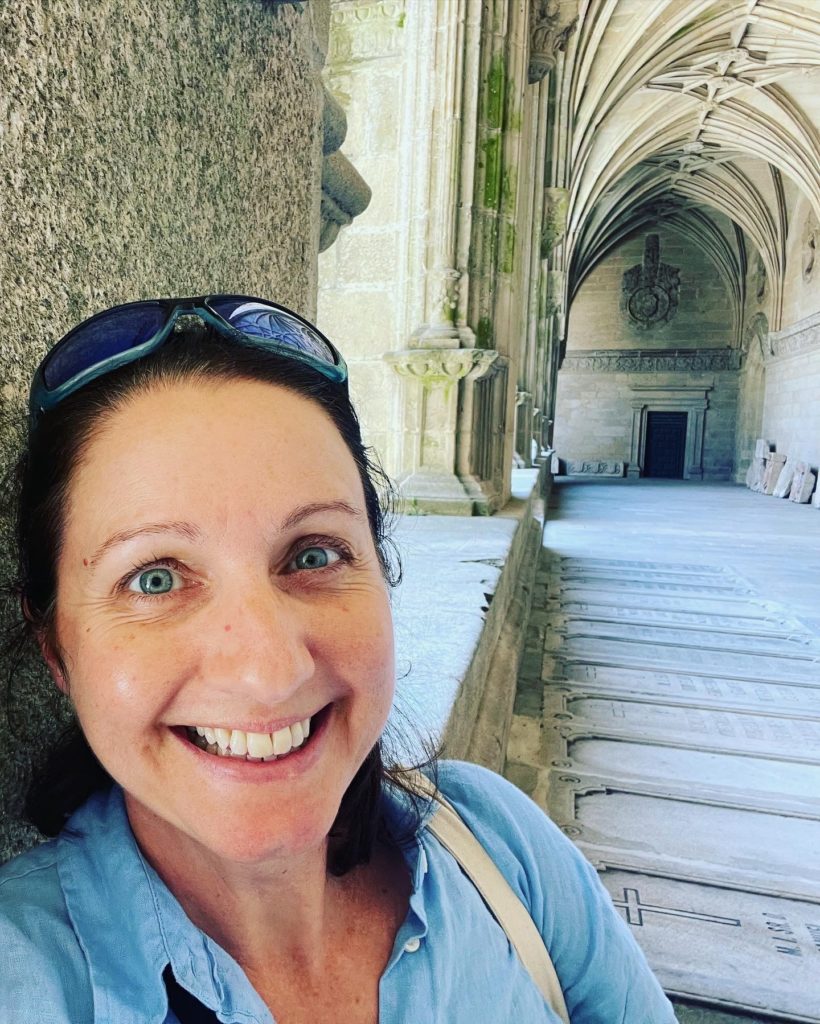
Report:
528,0,576,83
385,348,498,388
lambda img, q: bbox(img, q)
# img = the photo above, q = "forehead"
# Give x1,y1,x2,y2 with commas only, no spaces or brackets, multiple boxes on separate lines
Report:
66,379,365,533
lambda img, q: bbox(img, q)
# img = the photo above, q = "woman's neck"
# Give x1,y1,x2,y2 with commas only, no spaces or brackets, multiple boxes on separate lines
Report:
125,793,345,978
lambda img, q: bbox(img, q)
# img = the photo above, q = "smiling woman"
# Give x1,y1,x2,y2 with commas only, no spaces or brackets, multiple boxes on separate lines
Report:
0,299,676,1023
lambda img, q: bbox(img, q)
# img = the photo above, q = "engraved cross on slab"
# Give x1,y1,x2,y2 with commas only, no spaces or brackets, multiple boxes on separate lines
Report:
612,887,741,929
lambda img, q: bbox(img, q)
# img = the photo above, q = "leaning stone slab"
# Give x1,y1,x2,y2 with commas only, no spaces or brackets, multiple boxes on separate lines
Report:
754,438,771,458
772,457,797,498
813,485,820,509
762,452,787,494
789,462,816,503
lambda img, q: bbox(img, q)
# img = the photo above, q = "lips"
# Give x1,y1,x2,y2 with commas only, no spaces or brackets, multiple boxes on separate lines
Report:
181,705,333,763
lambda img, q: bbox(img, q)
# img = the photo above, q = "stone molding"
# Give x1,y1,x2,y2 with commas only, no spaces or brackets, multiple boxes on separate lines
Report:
328,1,405,64
561,348,741,373
384,348,498,388
766,309,820,363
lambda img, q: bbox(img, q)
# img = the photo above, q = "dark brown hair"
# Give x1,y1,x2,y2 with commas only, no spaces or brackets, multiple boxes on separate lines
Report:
10,325,432,875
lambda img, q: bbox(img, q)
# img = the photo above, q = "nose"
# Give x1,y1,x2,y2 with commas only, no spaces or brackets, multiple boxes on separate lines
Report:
197,576,315,706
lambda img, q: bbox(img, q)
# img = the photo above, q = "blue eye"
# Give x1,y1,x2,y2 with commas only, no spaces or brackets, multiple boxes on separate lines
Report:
292,547,340,571
129,567,178,595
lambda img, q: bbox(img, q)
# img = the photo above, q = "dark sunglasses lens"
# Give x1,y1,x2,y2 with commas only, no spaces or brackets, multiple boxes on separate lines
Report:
209,298,337,366
42,304,168,390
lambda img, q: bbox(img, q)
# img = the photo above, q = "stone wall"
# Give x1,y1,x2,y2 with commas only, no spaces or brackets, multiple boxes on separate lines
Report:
0,0,330,858
317,0,407,475
554,225,738,477
566,227,734,351
553,367,739,480
735,192,820,477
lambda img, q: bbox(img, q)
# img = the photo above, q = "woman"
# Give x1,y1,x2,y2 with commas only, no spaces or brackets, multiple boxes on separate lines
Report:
0,296,676,1022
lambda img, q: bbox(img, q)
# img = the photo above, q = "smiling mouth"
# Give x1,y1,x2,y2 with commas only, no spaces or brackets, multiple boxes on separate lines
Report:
183,706,329,762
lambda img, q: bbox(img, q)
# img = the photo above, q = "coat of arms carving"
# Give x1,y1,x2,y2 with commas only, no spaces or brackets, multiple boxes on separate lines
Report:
621,234,680,329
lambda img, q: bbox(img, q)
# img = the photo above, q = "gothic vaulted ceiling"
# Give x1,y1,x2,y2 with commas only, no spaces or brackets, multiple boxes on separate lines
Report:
560,0,820,337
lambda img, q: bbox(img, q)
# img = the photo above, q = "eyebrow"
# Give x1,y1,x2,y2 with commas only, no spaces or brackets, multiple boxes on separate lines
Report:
89,521,203,567
88,503,363,566
280,500,363,530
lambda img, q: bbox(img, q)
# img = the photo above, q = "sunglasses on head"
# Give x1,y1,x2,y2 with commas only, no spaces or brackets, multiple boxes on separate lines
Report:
28,295,348,426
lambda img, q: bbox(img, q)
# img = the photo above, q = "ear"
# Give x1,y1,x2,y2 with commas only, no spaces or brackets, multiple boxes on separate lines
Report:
23,601,70,696
40,640,70,695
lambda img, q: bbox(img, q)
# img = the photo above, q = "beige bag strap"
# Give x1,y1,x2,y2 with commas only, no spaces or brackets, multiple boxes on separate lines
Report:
407,770,570,1023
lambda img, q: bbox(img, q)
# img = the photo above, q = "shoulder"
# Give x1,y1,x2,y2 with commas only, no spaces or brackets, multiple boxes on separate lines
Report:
0,839,94,1022
431,761,676,1023
431,760,587,925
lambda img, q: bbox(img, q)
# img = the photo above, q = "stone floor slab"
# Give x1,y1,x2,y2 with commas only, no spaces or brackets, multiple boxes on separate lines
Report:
506,480,820,1018
599,871,820,1021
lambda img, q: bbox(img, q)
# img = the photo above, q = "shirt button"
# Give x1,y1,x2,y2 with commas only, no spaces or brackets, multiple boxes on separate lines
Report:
404,937,421,953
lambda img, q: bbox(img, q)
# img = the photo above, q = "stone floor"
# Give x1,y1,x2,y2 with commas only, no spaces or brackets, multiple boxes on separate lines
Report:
505,478,820,1023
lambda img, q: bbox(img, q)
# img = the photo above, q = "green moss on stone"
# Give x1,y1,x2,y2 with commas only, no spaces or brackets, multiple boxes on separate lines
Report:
501,222,516,274
476,315,493,349
483,136,502,208
485,54,505,130
397,12,406,28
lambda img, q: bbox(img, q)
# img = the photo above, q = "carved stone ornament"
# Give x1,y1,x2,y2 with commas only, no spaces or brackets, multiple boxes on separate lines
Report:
767,310,820,362
319,88,372,251
566,460,625,477
528,0,560,83
562,348,740,373
541,187,569,257
803,211,818,284
384,348,498,388
621,234,680,330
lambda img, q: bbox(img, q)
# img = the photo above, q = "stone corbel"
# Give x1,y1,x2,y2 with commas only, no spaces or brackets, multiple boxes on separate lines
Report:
384,348,495,388
319,89,371,251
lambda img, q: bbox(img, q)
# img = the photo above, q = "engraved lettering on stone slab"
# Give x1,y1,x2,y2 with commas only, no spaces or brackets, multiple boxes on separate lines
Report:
598,874,820,1018
560,621,817,657
558,558,723,574
558,578,746,595
560,637,817,683
613,887,741,929
557,590,773,617
764,913,804,957
561,604,796,634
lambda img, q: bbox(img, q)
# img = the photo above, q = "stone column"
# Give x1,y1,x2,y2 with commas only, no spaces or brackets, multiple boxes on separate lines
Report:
386,349,498,514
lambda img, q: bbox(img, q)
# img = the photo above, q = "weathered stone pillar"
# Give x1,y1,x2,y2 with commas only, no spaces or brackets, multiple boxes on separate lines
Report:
0,0,365,860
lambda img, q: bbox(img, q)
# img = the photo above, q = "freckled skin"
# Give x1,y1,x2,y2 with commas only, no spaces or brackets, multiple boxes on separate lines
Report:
50,380,396,868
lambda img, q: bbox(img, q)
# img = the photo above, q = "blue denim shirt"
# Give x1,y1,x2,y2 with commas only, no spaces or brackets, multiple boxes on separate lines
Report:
0,761,675,1023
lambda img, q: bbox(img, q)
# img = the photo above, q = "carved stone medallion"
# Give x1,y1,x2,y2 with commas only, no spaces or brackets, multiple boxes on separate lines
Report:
621,235,680,330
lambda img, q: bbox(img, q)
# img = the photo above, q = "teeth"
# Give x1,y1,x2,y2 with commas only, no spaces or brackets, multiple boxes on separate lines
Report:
272,726,293,756
229,729,247,756
246,731,274,758
187,716,314,761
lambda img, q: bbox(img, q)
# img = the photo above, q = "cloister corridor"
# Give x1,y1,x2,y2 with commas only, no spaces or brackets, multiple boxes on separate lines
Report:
505,479,820,1022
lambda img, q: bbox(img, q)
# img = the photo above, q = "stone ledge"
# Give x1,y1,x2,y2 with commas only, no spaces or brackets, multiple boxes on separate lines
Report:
390,468,545,771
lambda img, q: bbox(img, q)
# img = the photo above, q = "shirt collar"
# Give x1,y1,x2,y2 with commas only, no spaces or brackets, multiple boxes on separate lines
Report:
57,778,437,1022
58,786,272,1024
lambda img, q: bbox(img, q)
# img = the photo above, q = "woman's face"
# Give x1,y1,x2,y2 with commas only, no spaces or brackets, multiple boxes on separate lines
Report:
51,378,395,865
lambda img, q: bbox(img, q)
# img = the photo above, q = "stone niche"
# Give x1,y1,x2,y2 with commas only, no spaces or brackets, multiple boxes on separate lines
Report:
628,385,711,479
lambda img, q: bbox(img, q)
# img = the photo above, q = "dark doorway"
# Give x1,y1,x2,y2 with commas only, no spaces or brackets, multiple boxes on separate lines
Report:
644,411,687,478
